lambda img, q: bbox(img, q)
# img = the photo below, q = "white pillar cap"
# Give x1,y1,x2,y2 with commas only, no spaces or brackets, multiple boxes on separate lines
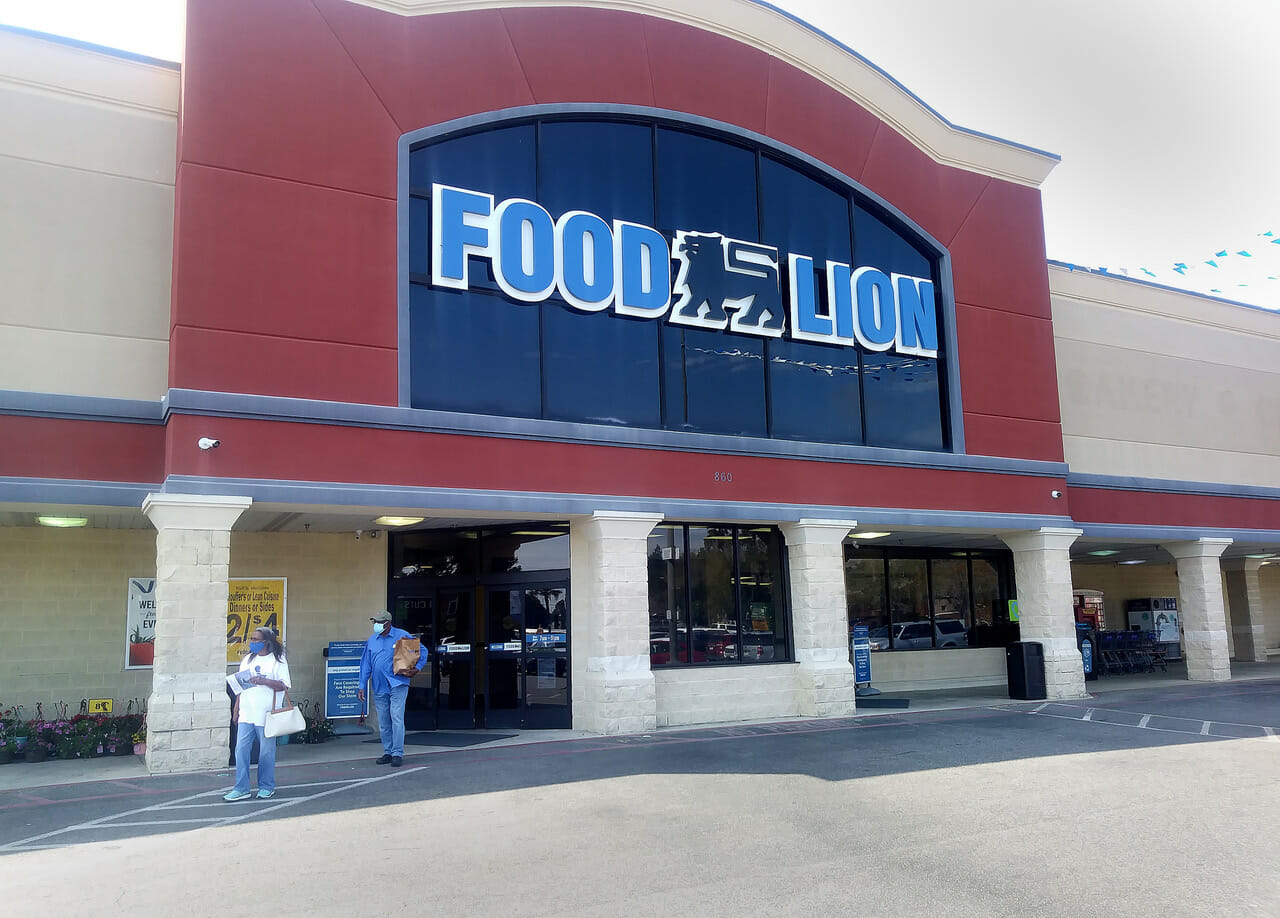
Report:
1164,538,1233,560
778,519,859,545
1000,527,1083,553
143,493,252,531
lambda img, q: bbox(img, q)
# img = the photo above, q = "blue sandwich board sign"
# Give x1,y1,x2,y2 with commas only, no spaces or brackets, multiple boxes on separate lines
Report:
852,624,872,684
325,640,367,719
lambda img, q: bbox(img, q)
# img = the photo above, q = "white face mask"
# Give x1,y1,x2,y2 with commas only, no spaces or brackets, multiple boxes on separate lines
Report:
372,621,386,635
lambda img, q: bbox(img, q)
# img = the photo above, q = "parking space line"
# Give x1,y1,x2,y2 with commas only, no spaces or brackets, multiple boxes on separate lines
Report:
2,768,426,852
214,767,426,827
1027,705,1279,742
1,786,226,851
95,818,229,827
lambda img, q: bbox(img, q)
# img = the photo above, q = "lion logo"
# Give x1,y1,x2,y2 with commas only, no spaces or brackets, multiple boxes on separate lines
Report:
669,232,785,335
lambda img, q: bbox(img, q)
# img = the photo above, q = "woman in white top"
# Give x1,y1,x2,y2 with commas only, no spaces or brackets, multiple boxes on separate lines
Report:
224,626,292,801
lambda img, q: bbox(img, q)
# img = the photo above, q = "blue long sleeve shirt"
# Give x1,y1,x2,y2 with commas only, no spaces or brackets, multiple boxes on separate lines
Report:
359,626,426,696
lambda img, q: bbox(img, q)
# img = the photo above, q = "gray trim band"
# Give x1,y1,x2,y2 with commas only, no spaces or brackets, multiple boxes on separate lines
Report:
396,103,967,454
1067,472,1280,502
166,387,1064,477
0,476,159,507
164,474,1074,531
0,389,164,424
1079,522,1280,544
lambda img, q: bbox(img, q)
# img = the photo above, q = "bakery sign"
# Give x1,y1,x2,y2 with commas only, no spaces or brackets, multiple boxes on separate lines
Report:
430,183,939,359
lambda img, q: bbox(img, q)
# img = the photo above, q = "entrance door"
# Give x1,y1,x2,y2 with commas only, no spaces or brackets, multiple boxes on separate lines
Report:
391,580,570,729
435,588,476,730
483,583,571,729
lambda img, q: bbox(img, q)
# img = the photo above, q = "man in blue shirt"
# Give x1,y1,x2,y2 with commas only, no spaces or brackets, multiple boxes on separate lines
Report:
357,610,427,766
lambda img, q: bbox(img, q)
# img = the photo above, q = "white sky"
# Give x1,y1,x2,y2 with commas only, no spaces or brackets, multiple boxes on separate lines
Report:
1,0,1276,309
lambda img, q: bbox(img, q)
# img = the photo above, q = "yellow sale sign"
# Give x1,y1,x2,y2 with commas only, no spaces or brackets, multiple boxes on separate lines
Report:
227,578,287,664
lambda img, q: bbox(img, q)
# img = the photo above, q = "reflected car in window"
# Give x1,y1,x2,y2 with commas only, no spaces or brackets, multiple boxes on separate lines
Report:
738,631,775,662
649,637,706,666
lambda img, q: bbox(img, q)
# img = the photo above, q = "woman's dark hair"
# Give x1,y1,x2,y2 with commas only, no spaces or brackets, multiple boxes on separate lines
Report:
255,626,285,660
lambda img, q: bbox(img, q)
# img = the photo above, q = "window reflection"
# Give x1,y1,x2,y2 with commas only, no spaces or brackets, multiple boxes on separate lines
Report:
736,528,786,662
649,524,790,668
647,525,688,664
392,526,569,579
845,547,1013,653
845,556,888,651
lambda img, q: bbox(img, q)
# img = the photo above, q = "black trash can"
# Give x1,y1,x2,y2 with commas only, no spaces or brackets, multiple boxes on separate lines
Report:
1007,641,1047,700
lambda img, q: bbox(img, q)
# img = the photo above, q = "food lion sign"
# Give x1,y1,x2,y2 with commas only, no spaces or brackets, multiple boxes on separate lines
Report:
430,184,940,359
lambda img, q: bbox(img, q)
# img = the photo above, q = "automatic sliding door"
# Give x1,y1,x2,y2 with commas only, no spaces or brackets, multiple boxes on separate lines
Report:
484,588,523,729
522,585,571,728
435,589,476,730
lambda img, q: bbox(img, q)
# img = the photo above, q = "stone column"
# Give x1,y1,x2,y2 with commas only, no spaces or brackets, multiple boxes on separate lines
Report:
1223,559,1268,663
143,493,252,773
1000,528,1086,700
569,511,663,735
1167,539,1233,681
779,519,859,717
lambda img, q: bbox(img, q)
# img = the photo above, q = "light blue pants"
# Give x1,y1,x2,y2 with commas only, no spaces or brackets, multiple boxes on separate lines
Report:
232,723,275,794
373,684,409,757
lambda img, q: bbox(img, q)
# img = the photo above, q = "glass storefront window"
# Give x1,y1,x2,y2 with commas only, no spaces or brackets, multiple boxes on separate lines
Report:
392,529,480,579
930,558,970,649
845,555,888,650
737,527,787,663
647,525,689,665
845,547,1011,652
649,524,791,667
970,553,1018,647
688,526,737,664
480,527,570,574
887,558,929,649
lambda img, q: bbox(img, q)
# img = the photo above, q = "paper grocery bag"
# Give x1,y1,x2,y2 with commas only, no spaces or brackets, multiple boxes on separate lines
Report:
393,636,422,675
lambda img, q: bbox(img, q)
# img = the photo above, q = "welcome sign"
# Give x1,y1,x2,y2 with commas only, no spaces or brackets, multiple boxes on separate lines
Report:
430,183,940,360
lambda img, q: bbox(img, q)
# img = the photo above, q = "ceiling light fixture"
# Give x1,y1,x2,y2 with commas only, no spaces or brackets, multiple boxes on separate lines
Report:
1117,559,1146,565
373,516,424,527
1088,550,1120,557
37,516,88,528
848,531,891,540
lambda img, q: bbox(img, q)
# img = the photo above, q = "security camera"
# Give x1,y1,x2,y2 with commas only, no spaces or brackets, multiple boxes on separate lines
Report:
1050,490,1063,499
197,437,220,450
354,529,363,540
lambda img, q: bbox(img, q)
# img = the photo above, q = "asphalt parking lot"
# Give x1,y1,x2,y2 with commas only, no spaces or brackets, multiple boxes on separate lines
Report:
1,679,1277,917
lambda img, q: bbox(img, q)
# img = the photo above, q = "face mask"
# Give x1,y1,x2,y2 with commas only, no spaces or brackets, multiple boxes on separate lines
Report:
249,640,265,654
372,622,385,635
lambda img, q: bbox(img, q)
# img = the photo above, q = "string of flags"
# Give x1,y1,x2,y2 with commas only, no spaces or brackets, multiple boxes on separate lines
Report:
1059,230,1280,310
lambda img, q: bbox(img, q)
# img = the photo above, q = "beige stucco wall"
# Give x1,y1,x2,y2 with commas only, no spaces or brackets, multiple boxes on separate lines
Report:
0,527,386,720
0,29,177,401
0,526,156,716
1050,266,1280,488
229,533,387,713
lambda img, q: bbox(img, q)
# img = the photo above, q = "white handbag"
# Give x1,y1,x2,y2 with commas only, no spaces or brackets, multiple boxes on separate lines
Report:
264,689,306,738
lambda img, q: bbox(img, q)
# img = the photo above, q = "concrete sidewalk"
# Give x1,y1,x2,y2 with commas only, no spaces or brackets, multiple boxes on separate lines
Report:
3,660,1275,792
